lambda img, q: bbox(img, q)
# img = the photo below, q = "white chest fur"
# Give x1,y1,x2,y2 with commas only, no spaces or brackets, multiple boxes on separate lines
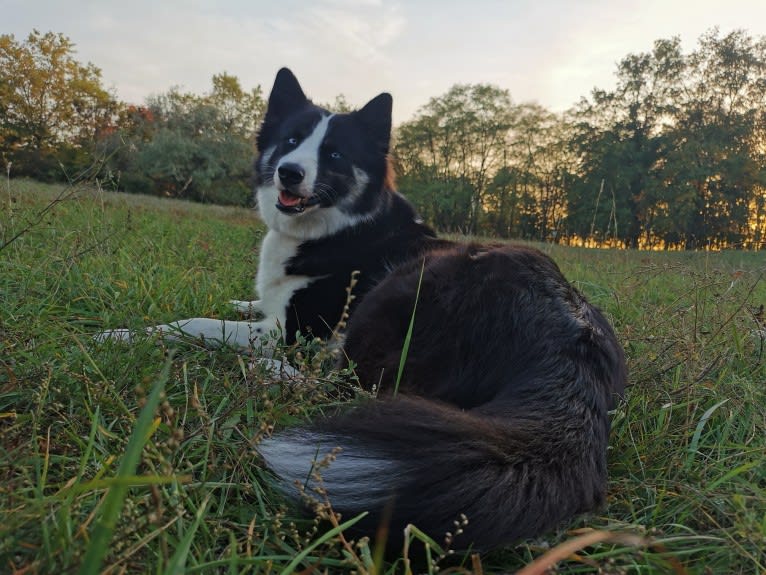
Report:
256,230,315,327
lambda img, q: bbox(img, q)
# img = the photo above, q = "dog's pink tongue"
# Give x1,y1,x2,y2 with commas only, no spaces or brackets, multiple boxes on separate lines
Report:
279,190,302,207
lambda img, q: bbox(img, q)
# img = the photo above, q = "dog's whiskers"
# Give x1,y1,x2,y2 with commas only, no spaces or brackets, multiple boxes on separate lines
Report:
260,163,277,184
313,182,338,203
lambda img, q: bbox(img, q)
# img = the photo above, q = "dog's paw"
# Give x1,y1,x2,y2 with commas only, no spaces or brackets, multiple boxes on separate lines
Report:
230,299,263,318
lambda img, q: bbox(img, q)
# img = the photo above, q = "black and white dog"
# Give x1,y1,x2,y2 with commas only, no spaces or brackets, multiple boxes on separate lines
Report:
103,68,627,552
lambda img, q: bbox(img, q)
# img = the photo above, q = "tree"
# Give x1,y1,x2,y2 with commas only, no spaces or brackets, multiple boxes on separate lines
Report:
485,104,573,241
657,29,766,248
0,30,117,179
320,94,354,113
568,30,766,249
207,72,265,138
394,84,516,234
104,75,265,205
568,37,684,247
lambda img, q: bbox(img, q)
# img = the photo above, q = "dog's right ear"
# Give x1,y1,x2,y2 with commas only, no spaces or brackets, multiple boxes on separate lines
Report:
355,92,393,153
265,68,309,121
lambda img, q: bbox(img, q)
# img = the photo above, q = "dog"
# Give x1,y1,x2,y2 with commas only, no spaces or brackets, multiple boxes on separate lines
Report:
97,69,443,349
101,68,627,553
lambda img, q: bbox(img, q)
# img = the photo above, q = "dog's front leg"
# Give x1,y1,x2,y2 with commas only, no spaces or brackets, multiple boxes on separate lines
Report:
229,299,264,318
96,316,282,354
151,317,281,350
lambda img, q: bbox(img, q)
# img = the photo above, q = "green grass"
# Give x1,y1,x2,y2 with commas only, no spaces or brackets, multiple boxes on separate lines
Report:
1,179,765,574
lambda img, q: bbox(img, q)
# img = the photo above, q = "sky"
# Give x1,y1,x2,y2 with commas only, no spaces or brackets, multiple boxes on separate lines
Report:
5,0,766,124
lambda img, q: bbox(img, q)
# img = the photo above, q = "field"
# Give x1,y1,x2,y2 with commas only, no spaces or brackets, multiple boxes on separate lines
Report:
1,179,765,574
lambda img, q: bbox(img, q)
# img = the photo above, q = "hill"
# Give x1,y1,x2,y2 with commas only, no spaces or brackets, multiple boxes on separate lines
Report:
1,180,764,573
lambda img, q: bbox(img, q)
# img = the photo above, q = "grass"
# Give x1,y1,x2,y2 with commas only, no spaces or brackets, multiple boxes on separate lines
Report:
1,179,765,574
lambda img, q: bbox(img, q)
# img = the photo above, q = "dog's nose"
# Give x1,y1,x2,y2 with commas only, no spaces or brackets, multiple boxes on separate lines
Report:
277,163,305,187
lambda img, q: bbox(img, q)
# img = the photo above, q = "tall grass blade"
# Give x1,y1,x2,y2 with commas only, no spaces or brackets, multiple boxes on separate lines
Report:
77,356,172,575
394,257,426,397
685,399,729,469
402,523,445,575
165,495,210,575
278,512,368,575
514,530,651,575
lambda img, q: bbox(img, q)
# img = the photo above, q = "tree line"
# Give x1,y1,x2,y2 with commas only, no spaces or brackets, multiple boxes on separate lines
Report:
2,29,765,248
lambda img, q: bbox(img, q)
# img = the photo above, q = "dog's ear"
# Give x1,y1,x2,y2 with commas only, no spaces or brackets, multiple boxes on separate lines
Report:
355,93,393,152
265,68,309,121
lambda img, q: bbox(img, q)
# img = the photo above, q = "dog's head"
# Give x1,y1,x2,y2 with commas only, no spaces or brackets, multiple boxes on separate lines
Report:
255,68,393,240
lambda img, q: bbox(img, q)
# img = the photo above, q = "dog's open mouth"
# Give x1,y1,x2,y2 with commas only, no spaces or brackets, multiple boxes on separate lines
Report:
277,189,321,214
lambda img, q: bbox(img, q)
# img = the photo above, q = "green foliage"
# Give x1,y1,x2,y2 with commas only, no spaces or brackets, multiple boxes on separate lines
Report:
2,181,765,574
393,29,766,249
0,30,117,180
395,83,516,234
396,170,473,232
3,28,766,244
319,93,354,113
570,30,766,248
0,30,263,204
103,74,265,205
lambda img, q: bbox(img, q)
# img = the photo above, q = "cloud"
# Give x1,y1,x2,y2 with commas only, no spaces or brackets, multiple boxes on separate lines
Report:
5,0,766,122
302,1,405,65
48,0,408,109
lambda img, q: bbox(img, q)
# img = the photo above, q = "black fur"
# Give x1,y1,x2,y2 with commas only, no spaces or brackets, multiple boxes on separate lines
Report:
335,244,626,548
283,196,448,340
256,68,627,553
254,68,446,342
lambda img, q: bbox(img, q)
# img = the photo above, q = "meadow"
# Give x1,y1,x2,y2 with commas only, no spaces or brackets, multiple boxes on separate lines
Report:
1,180,765,574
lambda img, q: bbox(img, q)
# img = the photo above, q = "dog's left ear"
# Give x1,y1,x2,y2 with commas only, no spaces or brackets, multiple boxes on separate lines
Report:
355,93,393,151
257,68,311,152
266,68,310,121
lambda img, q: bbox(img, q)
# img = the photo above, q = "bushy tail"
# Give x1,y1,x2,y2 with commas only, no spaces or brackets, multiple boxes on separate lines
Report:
259,394,610,552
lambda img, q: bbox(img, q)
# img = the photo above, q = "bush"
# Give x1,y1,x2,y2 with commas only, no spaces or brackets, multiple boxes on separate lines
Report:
197,180,253,206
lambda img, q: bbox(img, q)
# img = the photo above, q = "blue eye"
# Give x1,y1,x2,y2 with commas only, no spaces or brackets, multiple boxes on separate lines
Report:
330,151,342,160
287,137,298,146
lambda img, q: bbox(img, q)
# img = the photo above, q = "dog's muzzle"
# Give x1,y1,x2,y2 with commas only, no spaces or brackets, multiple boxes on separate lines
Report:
276,190,321,214
275,162,322,214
